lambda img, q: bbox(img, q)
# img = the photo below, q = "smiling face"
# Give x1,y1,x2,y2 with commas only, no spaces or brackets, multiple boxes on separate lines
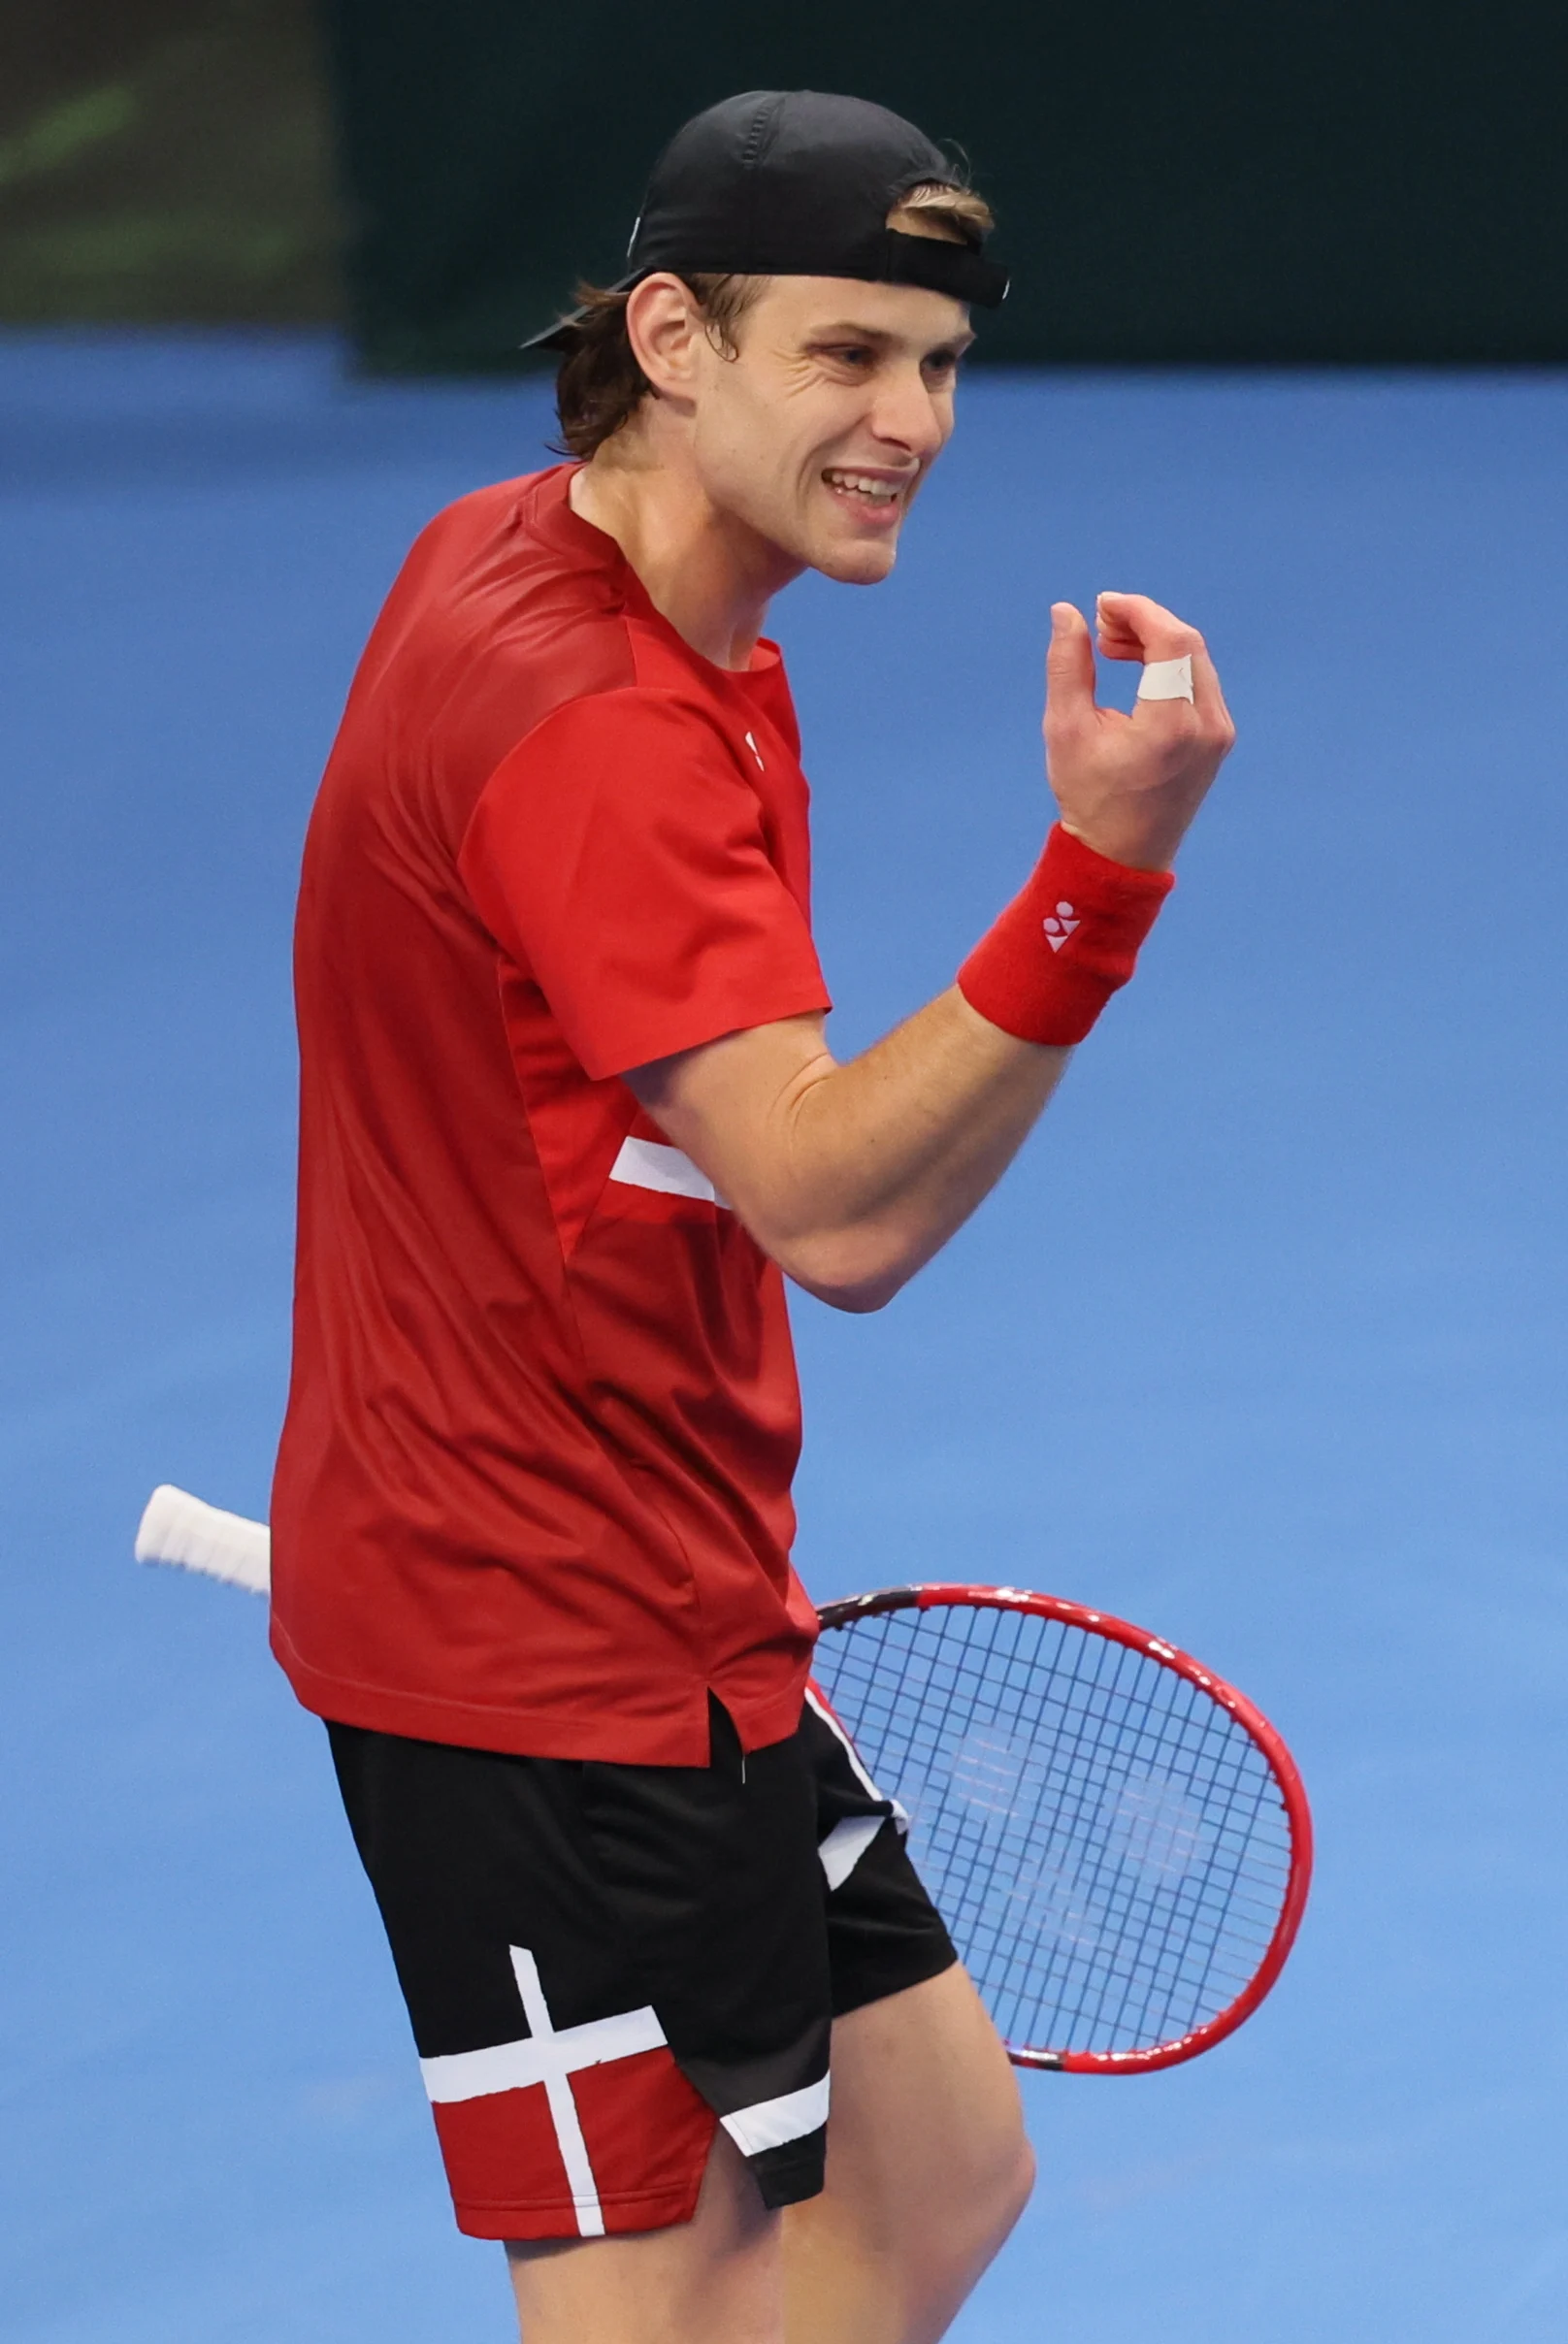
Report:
674,276,973,586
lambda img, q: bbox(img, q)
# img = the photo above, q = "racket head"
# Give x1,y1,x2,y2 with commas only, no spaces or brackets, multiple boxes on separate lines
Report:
811,1583,1312,2074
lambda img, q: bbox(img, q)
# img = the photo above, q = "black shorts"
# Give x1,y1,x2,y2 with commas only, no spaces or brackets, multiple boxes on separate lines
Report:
328,1689,956,2240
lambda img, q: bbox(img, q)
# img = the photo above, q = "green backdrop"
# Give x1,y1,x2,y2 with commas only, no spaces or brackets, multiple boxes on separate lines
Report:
0,0,337,325
321,0,1568,372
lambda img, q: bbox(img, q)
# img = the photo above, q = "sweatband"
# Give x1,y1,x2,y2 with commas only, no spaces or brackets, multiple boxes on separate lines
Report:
1136,656,1194,703
957,825,1175,1047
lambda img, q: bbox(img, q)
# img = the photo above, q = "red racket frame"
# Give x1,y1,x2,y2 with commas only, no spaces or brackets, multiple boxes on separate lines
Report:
814,1581,1313,2074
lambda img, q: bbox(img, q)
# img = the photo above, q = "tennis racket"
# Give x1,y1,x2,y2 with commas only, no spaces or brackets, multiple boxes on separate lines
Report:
813,1584,1311,2072
137,1489,1311,2071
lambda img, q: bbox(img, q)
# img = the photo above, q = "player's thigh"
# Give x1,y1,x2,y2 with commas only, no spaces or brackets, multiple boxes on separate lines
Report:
827,1963,1031,2230
507,2127,781,2344
782,1966,1033,2344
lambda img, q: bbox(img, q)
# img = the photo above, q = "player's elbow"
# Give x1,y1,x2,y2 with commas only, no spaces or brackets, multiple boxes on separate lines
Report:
772,1225,913,1314
800,1271,903,1316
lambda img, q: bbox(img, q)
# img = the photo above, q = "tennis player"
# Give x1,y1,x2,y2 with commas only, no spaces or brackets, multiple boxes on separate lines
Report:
270,88,1232,2343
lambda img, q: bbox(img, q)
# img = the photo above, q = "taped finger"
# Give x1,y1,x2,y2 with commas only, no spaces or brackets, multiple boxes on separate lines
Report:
1135,657,1194,705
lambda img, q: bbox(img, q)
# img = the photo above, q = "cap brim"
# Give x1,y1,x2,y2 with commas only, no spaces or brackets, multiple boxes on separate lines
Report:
519,309,584,354
519,275,637,352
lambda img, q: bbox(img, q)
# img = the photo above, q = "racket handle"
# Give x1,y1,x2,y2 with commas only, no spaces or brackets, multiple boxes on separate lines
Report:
135,1484,272,1596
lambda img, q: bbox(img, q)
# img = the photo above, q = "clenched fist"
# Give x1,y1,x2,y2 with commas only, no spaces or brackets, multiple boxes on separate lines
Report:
1044,592,1236,872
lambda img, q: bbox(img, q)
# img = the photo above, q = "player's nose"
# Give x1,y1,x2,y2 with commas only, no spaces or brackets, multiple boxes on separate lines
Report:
868,364,948,461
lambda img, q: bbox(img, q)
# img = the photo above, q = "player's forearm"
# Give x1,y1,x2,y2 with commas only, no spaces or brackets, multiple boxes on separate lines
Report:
771,991,1069,1308
637,991,1068,1312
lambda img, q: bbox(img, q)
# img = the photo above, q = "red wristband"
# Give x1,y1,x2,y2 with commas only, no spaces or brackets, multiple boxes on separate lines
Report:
957,825,1175,1047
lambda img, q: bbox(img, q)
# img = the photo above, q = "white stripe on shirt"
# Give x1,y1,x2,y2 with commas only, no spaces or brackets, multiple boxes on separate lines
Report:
608,1135,725,1206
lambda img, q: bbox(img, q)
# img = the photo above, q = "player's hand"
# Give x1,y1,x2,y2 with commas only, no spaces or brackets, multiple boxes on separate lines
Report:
1043,592,1235,871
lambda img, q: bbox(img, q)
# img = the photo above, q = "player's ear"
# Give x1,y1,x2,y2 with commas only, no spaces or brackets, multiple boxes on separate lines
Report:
624,275,707,405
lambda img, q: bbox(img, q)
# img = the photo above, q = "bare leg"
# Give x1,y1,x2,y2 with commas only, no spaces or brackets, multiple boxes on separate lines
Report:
506,1966,1030,2344
782,1965,1034,2344
506,2128,780,2344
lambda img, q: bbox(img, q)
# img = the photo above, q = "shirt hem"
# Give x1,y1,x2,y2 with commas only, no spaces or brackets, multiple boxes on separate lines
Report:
271,1617,814,1764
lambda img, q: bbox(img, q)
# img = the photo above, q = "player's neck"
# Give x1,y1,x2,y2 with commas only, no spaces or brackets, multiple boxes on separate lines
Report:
570,440,800,672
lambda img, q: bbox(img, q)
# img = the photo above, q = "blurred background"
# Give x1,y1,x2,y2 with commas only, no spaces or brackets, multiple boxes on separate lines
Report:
7,0,1568,366
4,9,1567,2344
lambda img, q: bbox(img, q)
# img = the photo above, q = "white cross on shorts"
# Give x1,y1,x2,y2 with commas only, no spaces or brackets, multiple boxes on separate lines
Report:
418,1945,668,2236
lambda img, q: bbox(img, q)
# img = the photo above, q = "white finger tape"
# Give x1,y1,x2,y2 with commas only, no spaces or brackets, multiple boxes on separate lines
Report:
1136,656,1194,703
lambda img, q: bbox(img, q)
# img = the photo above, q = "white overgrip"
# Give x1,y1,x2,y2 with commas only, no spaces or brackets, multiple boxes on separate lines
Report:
135,1484,273,1595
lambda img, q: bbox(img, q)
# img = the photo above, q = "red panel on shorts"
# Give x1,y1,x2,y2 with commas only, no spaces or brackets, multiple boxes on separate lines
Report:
572,2049,717,2231
435,2046,717,2241
434,2084,570,2234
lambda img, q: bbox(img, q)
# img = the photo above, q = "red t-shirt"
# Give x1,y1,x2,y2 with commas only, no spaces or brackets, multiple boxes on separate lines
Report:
270,465,831,1764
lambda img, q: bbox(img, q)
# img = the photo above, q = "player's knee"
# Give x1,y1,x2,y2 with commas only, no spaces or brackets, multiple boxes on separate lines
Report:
920,2105,1034,2287
970,2106,1034,2252
996,2125,1036,2236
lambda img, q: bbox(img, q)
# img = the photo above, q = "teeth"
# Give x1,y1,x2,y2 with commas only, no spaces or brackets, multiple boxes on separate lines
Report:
825,471,901,504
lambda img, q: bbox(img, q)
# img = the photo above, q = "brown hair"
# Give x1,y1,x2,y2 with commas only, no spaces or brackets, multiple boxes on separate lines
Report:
552,180,995,460
551,275,758,460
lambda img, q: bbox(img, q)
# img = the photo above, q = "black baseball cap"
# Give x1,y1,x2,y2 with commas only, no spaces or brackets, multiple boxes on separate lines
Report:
524,89,1008,351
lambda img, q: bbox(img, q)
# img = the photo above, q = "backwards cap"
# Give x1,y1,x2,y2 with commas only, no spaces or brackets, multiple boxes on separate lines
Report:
526,88,1007,349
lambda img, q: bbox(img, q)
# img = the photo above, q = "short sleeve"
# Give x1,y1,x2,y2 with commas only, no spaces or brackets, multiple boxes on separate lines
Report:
458,688,831,1080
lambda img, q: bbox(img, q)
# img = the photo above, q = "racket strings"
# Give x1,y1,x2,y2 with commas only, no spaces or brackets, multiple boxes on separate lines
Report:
811,1605,1294,2058
1031,1644,1268,2049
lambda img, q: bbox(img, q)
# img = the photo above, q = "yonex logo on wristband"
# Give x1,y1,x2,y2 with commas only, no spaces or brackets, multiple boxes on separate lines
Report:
957,825,1173,1046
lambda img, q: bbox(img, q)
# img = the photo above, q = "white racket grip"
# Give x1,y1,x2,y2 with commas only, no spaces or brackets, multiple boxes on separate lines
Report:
135,1484,272,1596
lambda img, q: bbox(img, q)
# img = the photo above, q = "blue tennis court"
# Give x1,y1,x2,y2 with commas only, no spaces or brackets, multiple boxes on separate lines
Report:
3,332,1565,2340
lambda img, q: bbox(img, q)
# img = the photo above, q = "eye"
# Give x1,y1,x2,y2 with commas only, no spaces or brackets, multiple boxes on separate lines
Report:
818,342,877,371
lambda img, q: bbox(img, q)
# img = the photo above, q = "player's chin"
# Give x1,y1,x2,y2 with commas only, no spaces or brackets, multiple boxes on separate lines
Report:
810,528,902,586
